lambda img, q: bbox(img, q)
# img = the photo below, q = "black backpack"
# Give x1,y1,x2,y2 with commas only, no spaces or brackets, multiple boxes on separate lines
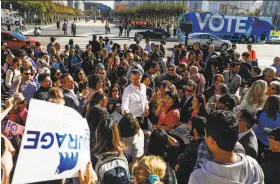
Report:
94,153,130,184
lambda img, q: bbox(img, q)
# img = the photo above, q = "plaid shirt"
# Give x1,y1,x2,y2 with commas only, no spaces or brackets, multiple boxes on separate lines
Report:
194,140,246,169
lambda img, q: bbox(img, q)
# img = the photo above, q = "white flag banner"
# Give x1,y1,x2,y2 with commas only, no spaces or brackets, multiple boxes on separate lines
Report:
12,99,90,184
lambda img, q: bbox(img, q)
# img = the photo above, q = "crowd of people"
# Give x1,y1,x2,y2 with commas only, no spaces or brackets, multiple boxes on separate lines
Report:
1,33,280,184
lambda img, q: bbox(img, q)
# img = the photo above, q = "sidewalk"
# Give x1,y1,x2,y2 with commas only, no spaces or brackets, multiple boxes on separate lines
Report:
22,20,86,35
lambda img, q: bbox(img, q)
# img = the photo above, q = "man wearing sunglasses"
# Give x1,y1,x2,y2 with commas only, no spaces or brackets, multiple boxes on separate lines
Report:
10,66,37,104
180,80,197,124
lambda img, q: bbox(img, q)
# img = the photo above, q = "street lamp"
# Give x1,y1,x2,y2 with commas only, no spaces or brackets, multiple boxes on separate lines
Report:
276,12,280,29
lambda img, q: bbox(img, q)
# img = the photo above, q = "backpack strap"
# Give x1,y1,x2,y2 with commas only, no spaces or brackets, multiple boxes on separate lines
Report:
95,154,129,183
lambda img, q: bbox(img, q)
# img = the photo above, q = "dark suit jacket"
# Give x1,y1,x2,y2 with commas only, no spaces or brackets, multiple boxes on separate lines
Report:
239,129,258,159
180,95,193,123
32,87,49,101
248,74,280,87
204,85,215,102
63,89,80,111
203,51,218,64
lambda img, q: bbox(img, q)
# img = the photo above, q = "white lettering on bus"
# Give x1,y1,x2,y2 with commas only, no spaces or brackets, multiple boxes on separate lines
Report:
224,15,236,32
195,13,248,33
235,16,247,33
197,13,211,30
209,14,224,32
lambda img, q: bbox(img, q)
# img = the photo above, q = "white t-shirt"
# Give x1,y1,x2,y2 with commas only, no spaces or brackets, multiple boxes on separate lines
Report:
121,129,144,160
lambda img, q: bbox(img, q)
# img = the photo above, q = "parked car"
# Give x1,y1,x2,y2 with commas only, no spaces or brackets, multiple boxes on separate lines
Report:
268,35,280,44
1,31,38,51
112,18,121,24
135,28,171,40
180,32,232,50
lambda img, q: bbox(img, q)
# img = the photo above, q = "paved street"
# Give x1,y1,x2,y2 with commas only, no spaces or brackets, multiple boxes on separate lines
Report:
25,20,279,69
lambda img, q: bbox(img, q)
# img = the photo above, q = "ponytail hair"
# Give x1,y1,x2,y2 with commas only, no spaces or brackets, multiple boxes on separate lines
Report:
132,155,166,184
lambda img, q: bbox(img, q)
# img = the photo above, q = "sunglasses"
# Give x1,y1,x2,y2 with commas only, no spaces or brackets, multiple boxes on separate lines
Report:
18,100,26,105
112,90,118,92
186,89,194,92
24,73,32,76
168,69,175,71
56,72,61,75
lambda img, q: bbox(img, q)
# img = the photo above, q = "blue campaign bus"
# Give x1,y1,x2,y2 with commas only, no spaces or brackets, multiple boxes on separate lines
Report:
179,12,272,43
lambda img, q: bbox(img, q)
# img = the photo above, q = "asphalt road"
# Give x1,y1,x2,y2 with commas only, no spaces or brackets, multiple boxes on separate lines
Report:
25,20,280,69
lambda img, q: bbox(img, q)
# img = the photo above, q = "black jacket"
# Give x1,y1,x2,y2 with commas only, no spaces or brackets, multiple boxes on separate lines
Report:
261,152,280,184
159,73,181,84
239,129,258,159
204,85,215,102
89,40,101,54
180,95,193,123
177,138,204,184
175,79,189,89
33,87,49,101
238,62,252,87
249,74,280,87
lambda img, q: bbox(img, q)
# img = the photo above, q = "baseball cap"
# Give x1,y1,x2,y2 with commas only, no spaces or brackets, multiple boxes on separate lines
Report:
264,127,280,141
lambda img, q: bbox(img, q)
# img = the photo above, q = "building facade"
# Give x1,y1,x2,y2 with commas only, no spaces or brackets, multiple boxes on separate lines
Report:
208,1,255,14
261,1,280,17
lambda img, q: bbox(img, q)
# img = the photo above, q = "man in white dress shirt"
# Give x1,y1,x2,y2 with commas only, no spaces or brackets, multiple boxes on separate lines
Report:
122,69,150,130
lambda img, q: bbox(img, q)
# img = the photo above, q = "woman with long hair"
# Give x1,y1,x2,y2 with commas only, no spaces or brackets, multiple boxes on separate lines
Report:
90,91,108,108
155,91,180,131
108,84,122,104
254,95,280,156
141,74,153,100
50,68,62,82
187,53,205,73
101,48,109,69
87,74,104,101
73,68,88,93
266,81,280,96
185,94,208,124
91,118,130,183
237,80,267,113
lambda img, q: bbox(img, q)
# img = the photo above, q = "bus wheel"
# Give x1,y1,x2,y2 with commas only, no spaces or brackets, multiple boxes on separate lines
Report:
247,36,254,43
240,36,246,43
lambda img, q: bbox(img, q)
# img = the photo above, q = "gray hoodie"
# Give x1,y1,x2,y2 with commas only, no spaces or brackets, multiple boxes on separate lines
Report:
189,153,264,184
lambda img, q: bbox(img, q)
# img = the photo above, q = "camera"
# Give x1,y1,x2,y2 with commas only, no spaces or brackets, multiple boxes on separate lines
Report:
209,49,231,74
